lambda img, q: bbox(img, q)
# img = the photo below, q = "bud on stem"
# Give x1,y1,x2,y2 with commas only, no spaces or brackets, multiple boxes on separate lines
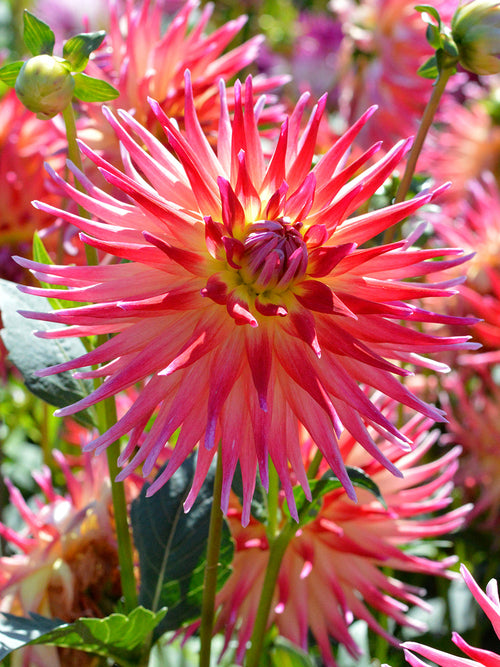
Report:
15,54,74,120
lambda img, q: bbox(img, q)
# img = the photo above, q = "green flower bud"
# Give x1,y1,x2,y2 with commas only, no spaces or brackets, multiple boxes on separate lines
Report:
15,54,74,120
452,0,500,75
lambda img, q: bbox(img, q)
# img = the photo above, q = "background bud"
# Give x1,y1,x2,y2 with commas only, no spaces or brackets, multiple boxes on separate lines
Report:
15,54,74,119
452,0,500,75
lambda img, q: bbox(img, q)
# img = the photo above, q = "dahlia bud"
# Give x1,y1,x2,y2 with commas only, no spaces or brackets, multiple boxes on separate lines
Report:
451,0,500,75
15,54,74,119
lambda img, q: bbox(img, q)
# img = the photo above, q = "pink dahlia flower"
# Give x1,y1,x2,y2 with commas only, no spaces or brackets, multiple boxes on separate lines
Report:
403,565,500,667
419,98,500,217
0,451,128,667
441,369,500,526
430,174,500,361
85,0,286,155
190,410,469,665
18,74,474,523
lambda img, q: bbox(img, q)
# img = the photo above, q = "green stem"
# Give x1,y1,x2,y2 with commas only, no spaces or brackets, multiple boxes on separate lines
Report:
199,449,224,667
394,68,454,205
307,448,323,480
61,101,137,613
266,459,280,540
98,395,138,613
383,67,455,245
61,103,98,266
245,522,297,667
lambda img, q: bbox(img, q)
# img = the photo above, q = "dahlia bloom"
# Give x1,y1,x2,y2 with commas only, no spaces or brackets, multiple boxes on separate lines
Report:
18,74,474,523
332,0,457,149
85,0,286,156
441,369,500,525
419,98,500,217
403,565,500,667
0,451,125,667
194,410,469,665
431,174,500,359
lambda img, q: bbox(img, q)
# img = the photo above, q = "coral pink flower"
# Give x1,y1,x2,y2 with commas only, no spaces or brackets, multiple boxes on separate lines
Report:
85,0,286,155
193,410,469,665
403,565,500,667
419,98,500,217
432,174,500,360
0,451,128,667
441,369,500,526
18,74,474,523
333,0,457,149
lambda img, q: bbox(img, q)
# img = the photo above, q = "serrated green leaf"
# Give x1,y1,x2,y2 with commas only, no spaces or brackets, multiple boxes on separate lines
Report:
0,608,166,665
0,278,95,428
72,72,119,102
63,31,106,72
284,467,386,526
131,455,234,638
418,54,439,79
0,61,23,87
23,10,55,56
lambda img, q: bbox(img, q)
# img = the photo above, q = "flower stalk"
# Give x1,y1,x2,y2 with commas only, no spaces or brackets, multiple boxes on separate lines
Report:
245,521,298,667
394,67,454,205
199,448,224,667
62,100,137,613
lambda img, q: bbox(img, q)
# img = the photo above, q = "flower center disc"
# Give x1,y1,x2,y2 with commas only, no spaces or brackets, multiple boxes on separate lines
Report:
241,218,308,293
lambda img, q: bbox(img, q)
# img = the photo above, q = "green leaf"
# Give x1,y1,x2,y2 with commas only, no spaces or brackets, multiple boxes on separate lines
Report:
417,54,439,79
0,61,23,87
267,637,316,667
23,10,55,56
131,455,235,637
63,31,106,72
0,608,166,665
415,5,442,29
72,72,119,102
0,612,63,661
0,278,95,428
284,467,386,527
426,23,442,50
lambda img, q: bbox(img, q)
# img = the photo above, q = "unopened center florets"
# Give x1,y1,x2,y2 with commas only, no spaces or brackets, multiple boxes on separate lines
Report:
240,218,308,292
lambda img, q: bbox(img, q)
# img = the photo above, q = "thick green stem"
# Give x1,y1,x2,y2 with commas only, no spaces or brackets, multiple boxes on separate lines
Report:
97,394,138,613
61,103,98,266
307,448,323,480
394,68,454,205
199,449,224,667
266,459,280,540
245,522,297,667
61,101,137,613
384,67,454,245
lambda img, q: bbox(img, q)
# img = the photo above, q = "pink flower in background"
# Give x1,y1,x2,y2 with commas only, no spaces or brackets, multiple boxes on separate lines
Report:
442,370,500,526
0,90,64,282
419,98,500,217
432,175,500,360
333,0,457,149
290,11,344,105
403,565,500,667
196,410,469,665
18,74,474,524
85,0,287,155
0,451,130,667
